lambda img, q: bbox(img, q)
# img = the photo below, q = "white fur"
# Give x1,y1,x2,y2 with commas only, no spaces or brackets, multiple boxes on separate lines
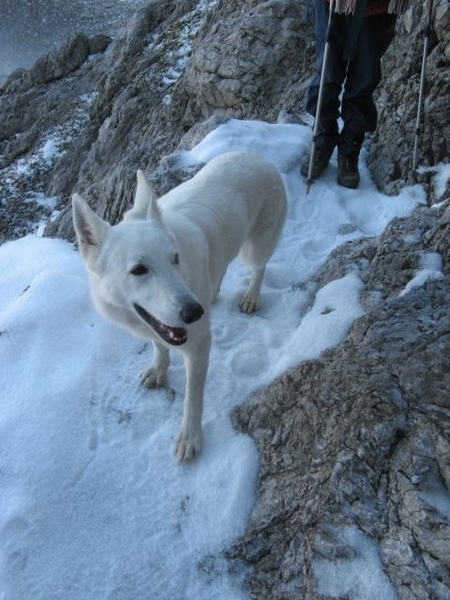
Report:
72,151,287,461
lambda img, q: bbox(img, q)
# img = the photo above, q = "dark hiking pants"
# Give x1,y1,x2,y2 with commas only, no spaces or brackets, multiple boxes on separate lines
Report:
306,0,397,154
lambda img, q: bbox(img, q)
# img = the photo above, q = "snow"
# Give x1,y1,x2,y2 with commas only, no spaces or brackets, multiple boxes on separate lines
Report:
418,161,450,200
399,250,444,296
313,526,399,599
0,118,439,599
149,0,218,105
434,163,450,198
274,272,364,373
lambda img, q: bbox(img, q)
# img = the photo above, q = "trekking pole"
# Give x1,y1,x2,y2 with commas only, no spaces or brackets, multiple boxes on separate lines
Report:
305,0,335,195
411,0,433,180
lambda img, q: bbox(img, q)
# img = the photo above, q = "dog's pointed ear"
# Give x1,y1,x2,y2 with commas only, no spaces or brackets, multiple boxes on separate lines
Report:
124,170,160,221
72,193,109,268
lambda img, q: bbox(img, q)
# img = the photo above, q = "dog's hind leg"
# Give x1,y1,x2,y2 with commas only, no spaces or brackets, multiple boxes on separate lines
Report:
239,233,275,313
140,341,170,388
239,190,287,313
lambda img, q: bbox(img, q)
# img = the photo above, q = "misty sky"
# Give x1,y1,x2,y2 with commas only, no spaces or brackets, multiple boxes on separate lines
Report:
0,0,148,80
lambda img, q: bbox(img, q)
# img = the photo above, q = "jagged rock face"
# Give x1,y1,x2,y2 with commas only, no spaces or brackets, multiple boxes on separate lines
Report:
230,203,450,599
182,0,314,122
0,0,448,242
0,1,211,241
367,1,450,195
0,0,450,239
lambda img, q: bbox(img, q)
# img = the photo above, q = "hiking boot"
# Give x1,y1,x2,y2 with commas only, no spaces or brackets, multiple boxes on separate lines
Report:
337,126,363,188
301,144,335,180
301,121,338,181
337,152,360,188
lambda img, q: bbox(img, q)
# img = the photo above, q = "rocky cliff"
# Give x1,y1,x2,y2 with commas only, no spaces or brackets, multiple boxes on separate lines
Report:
2,0,447,242
0,1,449,598
231,202,450,599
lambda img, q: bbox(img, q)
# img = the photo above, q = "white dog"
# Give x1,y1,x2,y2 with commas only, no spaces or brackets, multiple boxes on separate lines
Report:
72,151,287,461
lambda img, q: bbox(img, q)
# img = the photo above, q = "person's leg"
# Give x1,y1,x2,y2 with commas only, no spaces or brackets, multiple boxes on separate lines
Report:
338,13,397,187
304,1,349,177
341,12,397,138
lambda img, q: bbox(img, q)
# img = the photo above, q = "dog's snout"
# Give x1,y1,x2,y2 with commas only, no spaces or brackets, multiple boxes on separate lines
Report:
180,301,204,324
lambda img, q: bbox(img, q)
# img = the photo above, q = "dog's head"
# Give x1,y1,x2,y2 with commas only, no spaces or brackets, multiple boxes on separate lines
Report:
72,171,204,346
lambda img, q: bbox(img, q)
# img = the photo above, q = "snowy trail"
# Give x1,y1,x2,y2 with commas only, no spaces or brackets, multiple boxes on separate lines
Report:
0,120,426,599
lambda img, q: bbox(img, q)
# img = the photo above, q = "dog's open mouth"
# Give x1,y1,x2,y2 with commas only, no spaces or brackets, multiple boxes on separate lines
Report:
133,303,187,346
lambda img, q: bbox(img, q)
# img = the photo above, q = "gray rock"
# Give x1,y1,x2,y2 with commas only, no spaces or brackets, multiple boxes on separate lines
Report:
367,1,450,194
230,201,450,599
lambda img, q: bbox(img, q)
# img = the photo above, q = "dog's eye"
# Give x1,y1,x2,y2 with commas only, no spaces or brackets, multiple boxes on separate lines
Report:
173,253,179,266
130,264,148,276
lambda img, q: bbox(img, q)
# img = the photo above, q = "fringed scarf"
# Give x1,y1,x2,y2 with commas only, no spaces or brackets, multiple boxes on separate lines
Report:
332,0,411,15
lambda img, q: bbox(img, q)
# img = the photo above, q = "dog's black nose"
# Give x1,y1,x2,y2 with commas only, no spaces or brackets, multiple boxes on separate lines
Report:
180,301,204,324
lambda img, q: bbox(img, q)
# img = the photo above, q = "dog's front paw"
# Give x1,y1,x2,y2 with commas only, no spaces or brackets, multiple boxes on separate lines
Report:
140,367,167,388
175,425,203,462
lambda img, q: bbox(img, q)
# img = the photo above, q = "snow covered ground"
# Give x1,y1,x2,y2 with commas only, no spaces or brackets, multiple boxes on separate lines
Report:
1,118,442,599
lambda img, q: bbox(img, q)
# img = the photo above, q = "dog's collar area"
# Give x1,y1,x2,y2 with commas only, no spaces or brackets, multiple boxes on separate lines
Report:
133,303,187,346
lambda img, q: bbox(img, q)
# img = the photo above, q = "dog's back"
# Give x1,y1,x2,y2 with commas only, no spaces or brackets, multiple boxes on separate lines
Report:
159,152,287,302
